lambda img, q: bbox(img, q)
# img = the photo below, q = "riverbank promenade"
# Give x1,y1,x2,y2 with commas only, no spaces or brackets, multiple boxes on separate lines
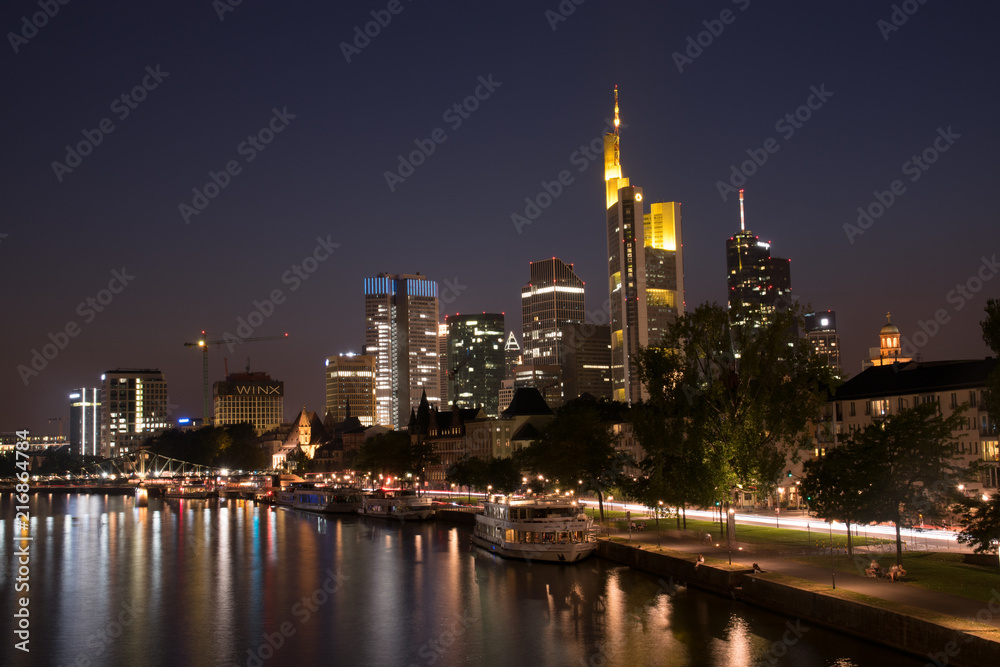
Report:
597,516,1000,629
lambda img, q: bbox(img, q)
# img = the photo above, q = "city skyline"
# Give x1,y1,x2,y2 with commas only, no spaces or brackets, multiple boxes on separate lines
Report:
3,2,997,433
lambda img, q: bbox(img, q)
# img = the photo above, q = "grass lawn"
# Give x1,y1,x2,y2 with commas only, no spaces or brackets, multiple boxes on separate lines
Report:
586,508,889,551
794,551,1000,603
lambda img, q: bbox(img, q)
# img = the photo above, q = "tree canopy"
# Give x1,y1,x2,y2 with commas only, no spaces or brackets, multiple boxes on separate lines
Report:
353,431,439,485
954,495,1000,554
518,395,628,520
635,302,838,504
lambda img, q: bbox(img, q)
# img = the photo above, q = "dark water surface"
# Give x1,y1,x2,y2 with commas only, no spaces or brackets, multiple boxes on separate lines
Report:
1,494,924,666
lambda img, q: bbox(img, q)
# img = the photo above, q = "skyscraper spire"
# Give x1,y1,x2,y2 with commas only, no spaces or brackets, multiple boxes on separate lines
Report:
613,84,620,137
739,188,746,232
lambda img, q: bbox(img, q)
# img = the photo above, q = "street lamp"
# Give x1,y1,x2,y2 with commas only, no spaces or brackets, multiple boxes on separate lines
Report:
727,508,735,564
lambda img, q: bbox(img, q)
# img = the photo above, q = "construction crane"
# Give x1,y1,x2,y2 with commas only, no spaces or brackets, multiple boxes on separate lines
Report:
183,331,289,425
48,417,66,440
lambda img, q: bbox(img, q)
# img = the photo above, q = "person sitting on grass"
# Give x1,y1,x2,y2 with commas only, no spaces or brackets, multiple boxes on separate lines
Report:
887,564,907,582
695,554,705,569
865,560,882,578
752,563,762,573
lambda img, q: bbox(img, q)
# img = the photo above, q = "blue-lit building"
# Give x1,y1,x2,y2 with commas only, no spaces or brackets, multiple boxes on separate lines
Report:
364,273,440,429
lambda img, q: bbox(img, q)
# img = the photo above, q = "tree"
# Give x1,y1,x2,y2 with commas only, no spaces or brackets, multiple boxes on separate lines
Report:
800,442,884,555
954,495,1000,554
519,395,627,520
629,401,717,529
635,302,838,503
354,431,440,485
840,402,965,565
214,423,268,470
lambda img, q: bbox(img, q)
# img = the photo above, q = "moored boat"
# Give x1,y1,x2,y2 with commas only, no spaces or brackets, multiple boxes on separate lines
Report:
288,486,366,514
359,489,434,520
471,496,597,563
164,483,215,499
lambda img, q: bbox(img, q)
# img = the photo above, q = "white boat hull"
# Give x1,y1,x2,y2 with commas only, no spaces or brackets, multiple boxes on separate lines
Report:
359,497,434,521
470,534,597,562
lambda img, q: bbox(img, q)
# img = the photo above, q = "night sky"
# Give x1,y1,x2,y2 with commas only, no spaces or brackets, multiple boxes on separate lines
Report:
4,1,998,434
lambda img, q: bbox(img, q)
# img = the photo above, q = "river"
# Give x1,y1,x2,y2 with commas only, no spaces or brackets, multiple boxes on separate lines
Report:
0,493,923,666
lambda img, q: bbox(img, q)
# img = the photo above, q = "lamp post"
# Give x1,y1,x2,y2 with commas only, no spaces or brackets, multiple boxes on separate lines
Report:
830,521,836,590
727,508,735,564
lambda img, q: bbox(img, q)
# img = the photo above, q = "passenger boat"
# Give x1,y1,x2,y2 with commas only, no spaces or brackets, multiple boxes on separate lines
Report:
471,496,597,563
287,486,366,514
164,483,214,499
359,489,434,521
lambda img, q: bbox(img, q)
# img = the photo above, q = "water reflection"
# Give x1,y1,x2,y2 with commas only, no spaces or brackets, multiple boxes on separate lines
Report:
0,494,922,667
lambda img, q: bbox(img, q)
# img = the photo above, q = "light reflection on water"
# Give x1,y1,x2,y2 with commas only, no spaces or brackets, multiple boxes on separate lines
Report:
0,494,923,667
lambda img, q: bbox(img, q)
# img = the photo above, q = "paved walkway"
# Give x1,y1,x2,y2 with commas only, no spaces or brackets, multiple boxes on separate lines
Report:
600,521,1000,629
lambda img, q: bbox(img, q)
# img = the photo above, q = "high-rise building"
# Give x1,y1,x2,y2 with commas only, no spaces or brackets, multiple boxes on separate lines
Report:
325,353,377,427
364,273,441,429
69,388,100,457
643,202,684,346
100,369,169,458
446,313,505,417
521,258,585,366
559,323,613,400
726,190,791,328
804,311,841,375
438,323,450,408
504,331,522,381
213,371,284,434
603,86,684,404
513,364,563,410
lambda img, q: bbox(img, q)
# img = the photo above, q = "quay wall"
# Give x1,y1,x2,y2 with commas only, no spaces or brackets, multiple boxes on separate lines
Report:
597,539,1000,667
740,575,1000,667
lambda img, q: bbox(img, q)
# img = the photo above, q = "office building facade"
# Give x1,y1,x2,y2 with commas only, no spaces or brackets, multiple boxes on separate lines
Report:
364,273,441,429
446,313,505,417
559,323,613,401
804,310,842,375
69,388,100,457
213,372,284,434
99,369,170,458
521,258,585,367
325,354,376,427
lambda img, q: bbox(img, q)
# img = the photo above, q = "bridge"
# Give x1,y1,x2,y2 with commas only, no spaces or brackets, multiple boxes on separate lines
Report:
73,449,221,481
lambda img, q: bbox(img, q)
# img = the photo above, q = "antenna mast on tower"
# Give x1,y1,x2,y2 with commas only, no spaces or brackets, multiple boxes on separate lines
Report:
739,189,746,232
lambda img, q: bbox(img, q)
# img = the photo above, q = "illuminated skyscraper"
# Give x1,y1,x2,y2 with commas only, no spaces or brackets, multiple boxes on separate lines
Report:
604,86,684,404
503,331,522,380
521,258,585,366
364,273,440,429
325,354,376,427
804,311,842,376
726,190,791,328
446,313,505,416
69,388,100,457
99,369,169,458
